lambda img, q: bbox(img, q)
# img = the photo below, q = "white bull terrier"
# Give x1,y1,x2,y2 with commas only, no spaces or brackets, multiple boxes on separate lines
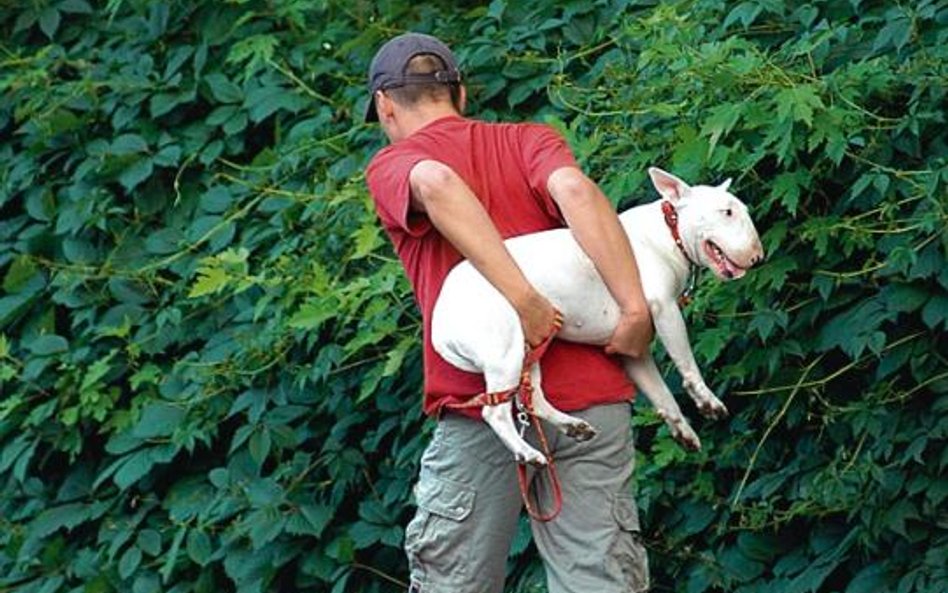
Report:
431,167,764,465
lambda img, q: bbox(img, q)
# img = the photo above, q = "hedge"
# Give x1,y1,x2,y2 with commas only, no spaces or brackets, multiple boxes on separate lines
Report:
1,1,945,592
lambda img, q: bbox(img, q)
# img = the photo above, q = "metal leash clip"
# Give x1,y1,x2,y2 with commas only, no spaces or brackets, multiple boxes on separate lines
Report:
515,399,530,438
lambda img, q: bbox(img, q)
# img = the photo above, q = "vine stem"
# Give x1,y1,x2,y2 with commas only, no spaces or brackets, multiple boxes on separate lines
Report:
731,330,927,508
731,354,824,509
266,58,336,105
139,191,267,273
351,561,408,589
733,331,925,396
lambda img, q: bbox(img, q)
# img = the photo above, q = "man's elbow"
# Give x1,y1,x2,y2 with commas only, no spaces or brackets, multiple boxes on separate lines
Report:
410,160,456,212
548,167,601,211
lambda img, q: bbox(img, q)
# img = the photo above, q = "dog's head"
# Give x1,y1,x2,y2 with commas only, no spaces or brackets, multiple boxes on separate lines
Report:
648,167,764,280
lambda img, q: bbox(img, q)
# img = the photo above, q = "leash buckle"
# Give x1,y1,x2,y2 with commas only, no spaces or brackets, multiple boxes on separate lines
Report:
515,400,530,438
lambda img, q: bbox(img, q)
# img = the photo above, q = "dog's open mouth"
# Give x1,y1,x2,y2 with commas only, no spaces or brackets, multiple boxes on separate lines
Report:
704,240,747,280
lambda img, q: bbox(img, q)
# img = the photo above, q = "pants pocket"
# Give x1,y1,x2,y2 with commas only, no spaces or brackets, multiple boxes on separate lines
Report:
405,474,477,590
607,494,651,592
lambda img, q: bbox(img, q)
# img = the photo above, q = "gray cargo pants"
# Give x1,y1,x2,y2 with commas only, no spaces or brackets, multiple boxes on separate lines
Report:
405,402,649,593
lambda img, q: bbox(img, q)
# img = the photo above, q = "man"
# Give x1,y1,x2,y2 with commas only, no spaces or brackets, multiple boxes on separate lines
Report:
364,32,652,593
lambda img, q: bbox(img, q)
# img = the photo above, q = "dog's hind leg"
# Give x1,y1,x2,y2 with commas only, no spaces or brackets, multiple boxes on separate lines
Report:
623,355,701,451
527,364,597,442
481,354,549,466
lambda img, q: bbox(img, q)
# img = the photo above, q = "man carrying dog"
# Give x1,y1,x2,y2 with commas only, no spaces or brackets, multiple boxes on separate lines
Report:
364,32,652,593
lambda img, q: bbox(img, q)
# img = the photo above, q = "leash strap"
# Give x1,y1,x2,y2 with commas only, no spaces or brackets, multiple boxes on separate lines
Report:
443,309,564,410
515,360,564,522
443,309,565,522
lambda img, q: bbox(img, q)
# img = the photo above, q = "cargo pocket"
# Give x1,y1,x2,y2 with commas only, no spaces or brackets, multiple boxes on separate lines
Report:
405,474,477,589
607,494,650,592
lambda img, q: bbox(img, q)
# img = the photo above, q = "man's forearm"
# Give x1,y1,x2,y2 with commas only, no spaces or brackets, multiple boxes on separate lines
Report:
549,168,649,316
410,160,539,313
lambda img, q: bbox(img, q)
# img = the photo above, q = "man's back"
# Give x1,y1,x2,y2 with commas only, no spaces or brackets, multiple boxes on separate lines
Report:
367,115,633,416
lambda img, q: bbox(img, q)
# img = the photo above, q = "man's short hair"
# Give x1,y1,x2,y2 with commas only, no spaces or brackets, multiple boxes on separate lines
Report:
384,54,462,114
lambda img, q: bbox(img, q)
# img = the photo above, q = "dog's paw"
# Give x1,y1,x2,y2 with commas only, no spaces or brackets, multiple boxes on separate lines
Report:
515,448,548,467
565,420,598,442
697,396,729,420
688,383,729,420
669,418,702,452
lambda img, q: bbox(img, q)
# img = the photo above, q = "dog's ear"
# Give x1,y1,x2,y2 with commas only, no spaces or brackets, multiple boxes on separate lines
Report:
648,167,690,202
718,178,733,192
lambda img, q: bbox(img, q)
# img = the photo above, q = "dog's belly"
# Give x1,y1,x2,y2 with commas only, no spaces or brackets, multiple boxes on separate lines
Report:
511,237,619,345
433,228,625,372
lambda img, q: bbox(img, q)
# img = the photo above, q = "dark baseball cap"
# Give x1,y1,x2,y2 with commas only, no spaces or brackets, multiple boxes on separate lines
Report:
364,32,462,122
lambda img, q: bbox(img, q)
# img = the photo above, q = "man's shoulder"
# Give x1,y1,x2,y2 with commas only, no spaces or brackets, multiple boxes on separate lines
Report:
366,139,425,181
470,117,556,135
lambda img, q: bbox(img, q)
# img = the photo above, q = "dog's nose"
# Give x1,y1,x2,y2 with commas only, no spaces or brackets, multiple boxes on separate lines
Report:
749,243,765,267
751,249,765,267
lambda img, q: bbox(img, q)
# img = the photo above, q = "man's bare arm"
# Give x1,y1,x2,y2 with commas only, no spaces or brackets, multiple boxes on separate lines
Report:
547,166,653,358
409,159,556,346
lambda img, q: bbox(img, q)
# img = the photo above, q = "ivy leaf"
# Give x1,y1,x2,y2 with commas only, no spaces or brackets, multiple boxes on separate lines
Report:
873,14,912,53
59,0,93,13
723,2,761,29
244,84,306,123
297,504,332,538
132,572,160,593
204,74,243,104
26,503,91,540
132,403,185,439
287,298,337,330
226,34,279,75
922,294,948,329
701,103,742,155
350,223,382,259
186,530,213,566
771,170,808,215
28,334,68,355
119,158,154,192
39,7,60,38
248,427,271,466
775,85,824,127
188,266,229,298
137,529,162,556
845,565,891,593
883,499,919,537
111,134,149,155
118,545,142,580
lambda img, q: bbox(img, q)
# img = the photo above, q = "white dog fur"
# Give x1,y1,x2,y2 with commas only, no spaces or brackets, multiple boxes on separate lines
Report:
431,167,764,465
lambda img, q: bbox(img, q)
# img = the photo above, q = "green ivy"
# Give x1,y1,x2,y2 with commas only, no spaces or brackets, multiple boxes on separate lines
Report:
1,1,945,592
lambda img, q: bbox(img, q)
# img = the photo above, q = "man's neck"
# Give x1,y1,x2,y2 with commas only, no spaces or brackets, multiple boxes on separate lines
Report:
395,104,460,141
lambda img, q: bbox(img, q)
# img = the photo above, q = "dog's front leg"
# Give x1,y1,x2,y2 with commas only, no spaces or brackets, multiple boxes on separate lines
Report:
649,299,728,419
623,355,701,450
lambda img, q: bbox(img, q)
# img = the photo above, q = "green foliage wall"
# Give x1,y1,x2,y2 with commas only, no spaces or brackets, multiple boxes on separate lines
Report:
1,1,945,592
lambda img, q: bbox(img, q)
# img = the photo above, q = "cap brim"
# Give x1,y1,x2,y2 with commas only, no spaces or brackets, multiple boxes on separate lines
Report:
363,95,378,123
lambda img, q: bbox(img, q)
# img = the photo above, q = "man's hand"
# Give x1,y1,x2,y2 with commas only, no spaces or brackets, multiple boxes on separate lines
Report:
605,307,654,358
514,289,560,348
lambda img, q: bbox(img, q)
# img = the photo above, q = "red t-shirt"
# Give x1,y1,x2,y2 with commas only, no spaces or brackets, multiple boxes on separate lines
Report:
366,115,634,417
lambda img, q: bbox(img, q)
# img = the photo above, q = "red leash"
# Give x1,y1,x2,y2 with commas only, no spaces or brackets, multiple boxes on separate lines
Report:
444,310,565,522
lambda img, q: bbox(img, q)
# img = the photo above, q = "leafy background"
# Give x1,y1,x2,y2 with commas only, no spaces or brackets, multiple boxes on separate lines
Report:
1,0,946,592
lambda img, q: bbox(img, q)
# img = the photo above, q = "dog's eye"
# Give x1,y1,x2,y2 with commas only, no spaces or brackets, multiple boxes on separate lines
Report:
725,208,733,216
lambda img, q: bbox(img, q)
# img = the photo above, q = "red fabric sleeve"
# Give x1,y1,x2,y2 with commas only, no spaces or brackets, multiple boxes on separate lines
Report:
521,124,579,223
366,147,433,237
